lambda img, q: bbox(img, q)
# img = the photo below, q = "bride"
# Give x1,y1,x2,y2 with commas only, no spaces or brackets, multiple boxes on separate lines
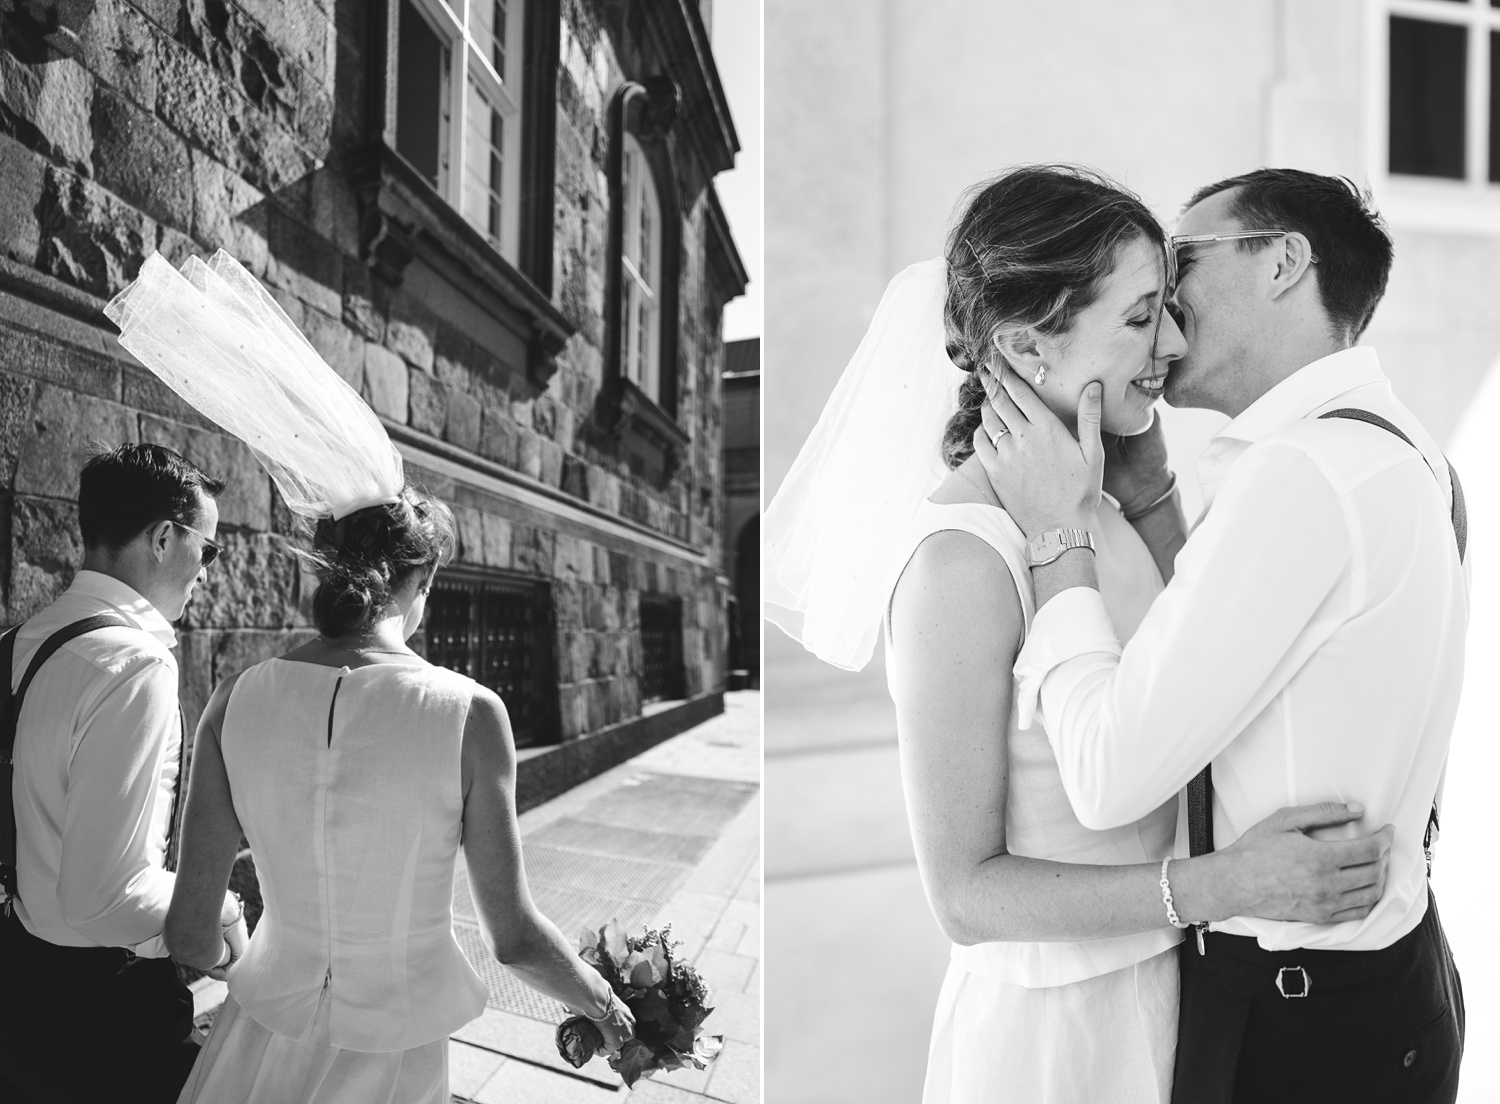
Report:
765,165,1396,1102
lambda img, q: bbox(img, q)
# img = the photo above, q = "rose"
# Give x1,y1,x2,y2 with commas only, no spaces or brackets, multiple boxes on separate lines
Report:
555,1016,604,1069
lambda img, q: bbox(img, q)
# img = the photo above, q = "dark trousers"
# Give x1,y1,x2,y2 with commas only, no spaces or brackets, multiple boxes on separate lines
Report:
1171,890,1464,1104
0,909,199,1103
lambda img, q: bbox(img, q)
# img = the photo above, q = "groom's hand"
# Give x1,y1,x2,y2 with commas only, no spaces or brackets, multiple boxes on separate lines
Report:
1101,411,1174,517
972,366,1103,536
1217,802,1395,925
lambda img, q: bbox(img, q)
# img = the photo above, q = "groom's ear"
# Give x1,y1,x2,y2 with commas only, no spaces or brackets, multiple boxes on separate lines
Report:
145,519,173,563
993,329,1044,373
1267,231,1317,300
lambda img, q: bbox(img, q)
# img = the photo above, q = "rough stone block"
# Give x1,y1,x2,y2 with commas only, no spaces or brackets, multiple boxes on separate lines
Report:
538,439,563,487
122,368,216,431
0,373,37,488
511,525,553,577
592,546,611,587
480,513,512,568
362,342,407,421
14,386,135,498
156,41,312,194
174,627,217,737
478,410,518,468
408,368,445,437
266,208,340,317
9,495,82,623
552,580,581,629
559,683,588,741
211,626,317,683
516,425,541,480
560,455,586,499
298,307,362,389
554,535,593,584
452,504,483,564
79,1,162,112
181,532,300,630
139,415,272,530
190,149,269,276
36,165,155,297
342,261,384,341
385,297,435,371
91,86,190,230
0,51,93,172
0,134,45,263
444,388,481,452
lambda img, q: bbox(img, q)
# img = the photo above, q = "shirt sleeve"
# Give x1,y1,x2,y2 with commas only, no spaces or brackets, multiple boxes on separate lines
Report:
1013,442,1353,830
57,655,179,948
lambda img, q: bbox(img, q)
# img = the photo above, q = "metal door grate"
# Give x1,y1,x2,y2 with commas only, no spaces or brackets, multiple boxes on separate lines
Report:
424,569,557,747
639,596,683,703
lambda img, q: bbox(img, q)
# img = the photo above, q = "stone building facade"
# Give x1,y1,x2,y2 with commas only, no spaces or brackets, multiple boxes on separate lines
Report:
722,334,756,686
0,0,746,792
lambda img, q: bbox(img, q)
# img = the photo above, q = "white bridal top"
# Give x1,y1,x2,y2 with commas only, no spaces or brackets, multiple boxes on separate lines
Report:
888,498,1180,988
220,658,489,1051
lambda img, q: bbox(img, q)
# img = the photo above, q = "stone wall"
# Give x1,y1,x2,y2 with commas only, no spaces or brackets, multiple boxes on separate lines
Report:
0,0,742,746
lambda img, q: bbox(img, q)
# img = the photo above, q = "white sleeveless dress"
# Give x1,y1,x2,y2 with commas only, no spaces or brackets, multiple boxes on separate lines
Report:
889,499,1182,1104
176,659,490,1104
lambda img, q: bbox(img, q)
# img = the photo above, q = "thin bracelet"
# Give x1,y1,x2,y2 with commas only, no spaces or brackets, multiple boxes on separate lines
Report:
583,987,619,1022
1123,474,1178,522
1159,857,1191,930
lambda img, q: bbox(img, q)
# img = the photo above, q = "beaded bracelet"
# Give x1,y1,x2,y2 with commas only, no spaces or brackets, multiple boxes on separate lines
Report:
1159,857,1191,930
1123,474,1179,522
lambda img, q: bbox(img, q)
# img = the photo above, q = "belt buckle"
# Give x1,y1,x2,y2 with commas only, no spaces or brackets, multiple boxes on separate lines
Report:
1275,965,1311,999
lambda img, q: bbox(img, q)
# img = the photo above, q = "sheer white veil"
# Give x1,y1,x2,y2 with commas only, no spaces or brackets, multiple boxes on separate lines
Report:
764,258,966,671
104,250,404,520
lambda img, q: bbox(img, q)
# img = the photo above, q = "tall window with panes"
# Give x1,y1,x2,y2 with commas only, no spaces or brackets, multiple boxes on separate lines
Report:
1386,0,1500,185
620,133,663,401
392,0,526,260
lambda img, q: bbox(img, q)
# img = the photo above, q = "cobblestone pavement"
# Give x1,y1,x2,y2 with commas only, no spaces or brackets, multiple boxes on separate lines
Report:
447,690,761,1104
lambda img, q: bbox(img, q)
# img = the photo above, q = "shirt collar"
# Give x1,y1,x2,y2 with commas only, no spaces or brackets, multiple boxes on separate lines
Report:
1213,347,1388,446
64,570,178,649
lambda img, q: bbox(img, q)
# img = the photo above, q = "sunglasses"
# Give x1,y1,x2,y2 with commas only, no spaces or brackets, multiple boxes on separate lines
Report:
171,520,223,567
1167,229,1319,289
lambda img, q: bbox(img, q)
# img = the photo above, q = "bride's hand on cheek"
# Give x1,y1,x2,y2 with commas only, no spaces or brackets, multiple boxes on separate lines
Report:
972,366,1104,536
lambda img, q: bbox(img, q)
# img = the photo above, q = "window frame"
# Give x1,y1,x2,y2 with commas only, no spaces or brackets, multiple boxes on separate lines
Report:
1367,0,1500,232
620,132,663,401
387,0,526,263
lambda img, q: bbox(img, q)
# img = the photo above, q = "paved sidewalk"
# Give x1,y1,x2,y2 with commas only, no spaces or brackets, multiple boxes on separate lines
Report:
448,690,761,1104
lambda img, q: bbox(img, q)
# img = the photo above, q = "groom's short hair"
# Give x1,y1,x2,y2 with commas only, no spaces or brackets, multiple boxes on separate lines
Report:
78,443,226,551
1185,169,1393,342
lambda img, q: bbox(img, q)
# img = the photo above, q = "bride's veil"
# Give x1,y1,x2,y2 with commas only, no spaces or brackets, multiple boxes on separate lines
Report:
104,250,405,521
764,258,966,671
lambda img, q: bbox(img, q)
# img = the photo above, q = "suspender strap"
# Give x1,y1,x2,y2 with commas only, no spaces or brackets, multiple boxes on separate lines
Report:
1,613,135,908
1318,408,1467,564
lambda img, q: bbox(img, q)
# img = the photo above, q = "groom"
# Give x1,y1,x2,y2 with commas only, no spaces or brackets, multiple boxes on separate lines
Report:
977,169,1466,1103
0,444,244,1103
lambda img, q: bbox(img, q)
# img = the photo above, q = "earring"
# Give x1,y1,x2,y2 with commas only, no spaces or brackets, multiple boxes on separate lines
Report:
1034,362,1047,387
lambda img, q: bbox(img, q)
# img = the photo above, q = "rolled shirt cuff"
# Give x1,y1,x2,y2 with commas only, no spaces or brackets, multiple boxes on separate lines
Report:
1012,587,1121,729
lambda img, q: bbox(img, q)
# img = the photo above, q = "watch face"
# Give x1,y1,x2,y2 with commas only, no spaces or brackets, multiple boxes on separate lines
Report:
1028,531,1062,565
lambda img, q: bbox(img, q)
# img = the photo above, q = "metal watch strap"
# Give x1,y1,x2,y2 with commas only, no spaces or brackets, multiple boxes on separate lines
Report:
1027,527,1094,567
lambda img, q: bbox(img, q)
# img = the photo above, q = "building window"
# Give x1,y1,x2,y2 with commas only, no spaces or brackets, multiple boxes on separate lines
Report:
392,0,526,261
620,133,663,401
638,596,685,704
423,567,558,747
1384,1,1500,185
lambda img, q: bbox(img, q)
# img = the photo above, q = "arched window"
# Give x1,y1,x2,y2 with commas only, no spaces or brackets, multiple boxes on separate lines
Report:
620,132,663,400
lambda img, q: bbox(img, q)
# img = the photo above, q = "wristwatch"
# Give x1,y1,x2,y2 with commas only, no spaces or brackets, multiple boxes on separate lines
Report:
1026,527,1095,567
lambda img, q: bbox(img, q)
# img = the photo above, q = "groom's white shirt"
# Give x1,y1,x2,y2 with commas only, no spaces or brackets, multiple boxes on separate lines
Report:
1014,347,1469,952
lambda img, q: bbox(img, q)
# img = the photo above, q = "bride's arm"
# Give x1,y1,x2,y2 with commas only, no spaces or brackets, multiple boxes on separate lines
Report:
889,530,1390,944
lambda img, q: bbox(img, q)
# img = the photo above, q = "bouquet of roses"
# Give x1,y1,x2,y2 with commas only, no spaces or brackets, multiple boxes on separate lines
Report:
555,920,724,1088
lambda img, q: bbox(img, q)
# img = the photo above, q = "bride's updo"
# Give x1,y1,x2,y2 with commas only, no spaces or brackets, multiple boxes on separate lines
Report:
307,486,456,638
941,165,1165,467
